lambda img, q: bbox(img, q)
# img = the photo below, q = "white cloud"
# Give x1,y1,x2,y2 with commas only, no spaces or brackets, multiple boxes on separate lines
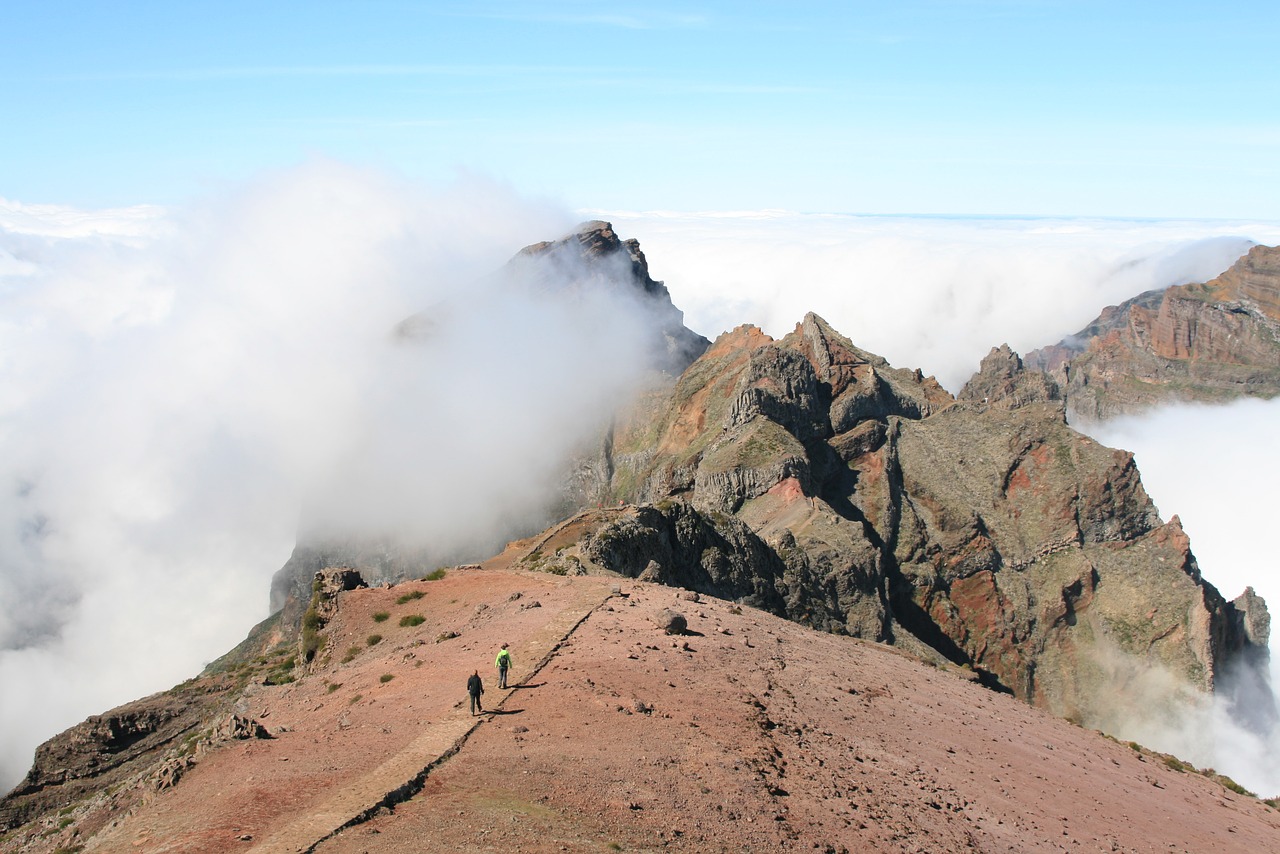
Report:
0,163,661,790
603,211,1280,390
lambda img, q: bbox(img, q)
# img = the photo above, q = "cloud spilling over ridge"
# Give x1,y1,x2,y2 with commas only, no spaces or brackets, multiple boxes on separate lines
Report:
604,211,1280,391
0,163,665,790
1087,397,1280,789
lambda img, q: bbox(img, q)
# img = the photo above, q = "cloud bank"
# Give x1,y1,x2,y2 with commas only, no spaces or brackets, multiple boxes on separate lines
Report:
604,211,1280,391
0,163,664,790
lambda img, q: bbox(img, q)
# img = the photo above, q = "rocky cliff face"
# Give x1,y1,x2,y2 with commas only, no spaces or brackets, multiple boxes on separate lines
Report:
555,312,1270,728
1026,244,1280,420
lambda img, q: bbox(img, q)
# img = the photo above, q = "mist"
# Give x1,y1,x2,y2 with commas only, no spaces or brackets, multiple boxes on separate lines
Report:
606,211,1280,391
0,163,659,791
1085,399,1280,795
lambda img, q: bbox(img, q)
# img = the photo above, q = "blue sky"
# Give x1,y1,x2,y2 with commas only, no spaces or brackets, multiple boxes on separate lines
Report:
3,0,1278,217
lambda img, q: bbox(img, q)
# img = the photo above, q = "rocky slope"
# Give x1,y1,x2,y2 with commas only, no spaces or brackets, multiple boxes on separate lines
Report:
1025,244,1280,420
4,566,1278,853
548,312,1270,733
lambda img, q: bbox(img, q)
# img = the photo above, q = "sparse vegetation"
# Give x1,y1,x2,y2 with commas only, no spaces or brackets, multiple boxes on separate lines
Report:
366,634,383,646
1216,774,1256,797
436,631,459,643
342,645,362,663
400,614,426,627
327,682,342,693
349,693,362,704
396,590,426,604
372,611,390,622
380,673,394,683
422,567,448,581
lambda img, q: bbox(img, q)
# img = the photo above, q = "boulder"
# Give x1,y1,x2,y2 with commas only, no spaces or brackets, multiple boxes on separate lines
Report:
652,609,688,635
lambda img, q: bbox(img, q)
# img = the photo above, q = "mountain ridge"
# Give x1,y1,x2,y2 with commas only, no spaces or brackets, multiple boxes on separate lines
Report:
4,223,1279,851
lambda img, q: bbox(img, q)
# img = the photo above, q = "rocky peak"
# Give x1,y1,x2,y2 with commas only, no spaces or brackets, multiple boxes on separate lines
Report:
585,312,1269,731
1202,243,1280,321
1024,243,1280,419
781,312,953,433
957,343,1064,413
507,221,710,375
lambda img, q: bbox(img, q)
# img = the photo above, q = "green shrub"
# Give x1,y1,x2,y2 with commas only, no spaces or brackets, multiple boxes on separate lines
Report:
400,614,425,627
422,568,447,581
301,607,321,632
1218,775,1256,797
380,673,394,683
349,693,362,704
327,683,341,693
342,645,361,663
396,590,426,604
366,634,383,646
372,611,390,623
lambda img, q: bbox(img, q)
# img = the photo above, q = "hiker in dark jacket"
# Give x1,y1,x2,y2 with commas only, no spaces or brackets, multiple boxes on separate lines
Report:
467,670,484,715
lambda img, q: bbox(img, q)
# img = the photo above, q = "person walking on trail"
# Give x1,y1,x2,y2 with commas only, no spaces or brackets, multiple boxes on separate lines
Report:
495,643,512,689
467,670,484,715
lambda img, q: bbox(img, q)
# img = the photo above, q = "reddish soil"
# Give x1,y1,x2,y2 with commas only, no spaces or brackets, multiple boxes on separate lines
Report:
25,569,1280,853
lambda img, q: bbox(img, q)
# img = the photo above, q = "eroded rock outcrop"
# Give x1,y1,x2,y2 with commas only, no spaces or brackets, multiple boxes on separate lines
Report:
1026,244,1280,420
573,313,1271,728
0,686,229,830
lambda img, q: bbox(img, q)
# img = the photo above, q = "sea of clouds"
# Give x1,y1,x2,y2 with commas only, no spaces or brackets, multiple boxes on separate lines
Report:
2,167,1279,796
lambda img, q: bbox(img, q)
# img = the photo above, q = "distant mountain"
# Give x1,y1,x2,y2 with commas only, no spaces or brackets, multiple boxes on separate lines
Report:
1026,244,1280,420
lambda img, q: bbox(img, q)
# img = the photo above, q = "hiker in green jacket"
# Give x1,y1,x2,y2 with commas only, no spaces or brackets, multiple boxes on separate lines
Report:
495,643,512,689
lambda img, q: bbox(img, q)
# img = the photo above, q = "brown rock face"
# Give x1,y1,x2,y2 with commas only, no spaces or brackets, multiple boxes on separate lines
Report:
1025,244,1280,420
572,313,1269,731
